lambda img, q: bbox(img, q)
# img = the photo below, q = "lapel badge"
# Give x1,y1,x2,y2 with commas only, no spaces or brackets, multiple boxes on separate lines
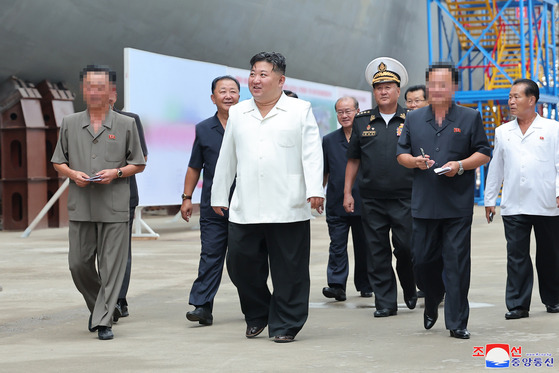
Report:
367,125,371,130
399,113,406,119
453,128,461,133
540,136,544,140
369,115,376,122
109,134,116,139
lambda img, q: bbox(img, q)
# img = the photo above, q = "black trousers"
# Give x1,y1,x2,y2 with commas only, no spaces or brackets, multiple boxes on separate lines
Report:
361,197,416,310
325,215,372,292
227,220,310,337
502,214,559,311
118,206,136,302
189,216,228,310
412,216,472,330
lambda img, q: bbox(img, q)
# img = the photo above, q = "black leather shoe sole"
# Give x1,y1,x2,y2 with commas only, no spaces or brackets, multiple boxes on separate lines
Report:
449,329,470,339
322,287,346,301
274,335,294,343
546,304,559,313
374,308,397,317
505,309,529,319
186,309,213,325
246,325,266,338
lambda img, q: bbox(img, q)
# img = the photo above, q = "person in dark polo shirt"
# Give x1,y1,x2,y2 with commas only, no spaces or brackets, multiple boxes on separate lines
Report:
344,57,417,318
181,76,240,326
322,96,373,302
397,62,491,339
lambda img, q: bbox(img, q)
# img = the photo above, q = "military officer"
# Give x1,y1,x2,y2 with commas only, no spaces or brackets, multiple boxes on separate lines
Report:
344,57,417,318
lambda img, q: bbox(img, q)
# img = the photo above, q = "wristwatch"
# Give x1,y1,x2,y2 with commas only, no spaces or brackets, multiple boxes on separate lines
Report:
457,161,464,175
181,193,192,200
116,168,123,178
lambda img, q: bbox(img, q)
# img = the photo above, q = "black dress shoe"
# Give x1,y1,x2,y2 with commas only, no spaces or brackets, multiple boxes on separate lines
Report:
449,329,470,339
88,314,98,332
322,287,346,301
546,304,559,313
113,303,123,323
360,291,373,298
505,309,529,319
117,299,129,318
186,306,213,325
98,326,114,340
374,308,397,317
417,290,425,298
405,294,418,310
274,335,294,343
424,296,443,330
246,325,266,338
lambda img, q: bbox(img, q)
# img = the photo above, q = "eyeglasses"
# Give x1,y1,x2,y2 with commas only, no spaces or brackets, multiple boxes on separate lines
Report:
406,99,425,105
336,109,356,116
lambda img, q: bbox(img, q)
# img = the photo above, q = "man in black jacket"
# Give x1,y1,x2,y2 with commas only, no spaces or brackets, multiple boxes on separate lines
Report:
344,57,417,318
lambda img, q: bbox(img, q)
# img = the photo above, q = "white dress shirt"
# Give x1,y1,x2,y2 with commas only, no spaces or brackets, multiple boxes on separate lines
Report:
485,114,559,216
211,93,324,224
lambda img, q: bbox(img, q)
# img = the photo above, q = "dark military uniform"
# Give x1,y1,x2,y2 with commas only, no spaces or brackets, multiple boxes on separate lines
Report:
347,104,416,312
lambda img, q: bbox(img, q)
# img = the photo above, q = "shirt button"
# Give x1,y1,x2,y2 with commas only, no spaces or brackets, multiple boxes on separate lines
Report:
435,147,440,151
92,154,97,159
436,133,441,137
93,139,98,144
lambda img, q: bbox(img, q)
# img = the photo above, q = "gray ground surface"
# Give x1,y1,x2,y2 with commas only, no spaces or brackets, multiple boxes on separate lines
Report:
1,206,557,372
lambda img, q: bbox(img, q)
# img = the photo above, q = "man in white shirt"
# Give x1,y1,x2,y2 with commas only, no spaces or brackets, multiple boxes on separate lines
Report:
485,79,559,320
211,52,324,343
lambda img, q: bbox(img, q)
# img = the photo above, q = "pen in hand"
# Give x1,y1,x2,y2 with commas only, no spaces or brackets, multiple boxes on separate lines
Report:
420,148,430,169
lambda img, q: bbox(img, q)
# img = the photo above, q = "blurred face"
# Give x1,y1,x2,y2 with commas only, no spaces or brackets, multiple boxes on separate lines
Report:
373,82,400,111
335,98,358,128
82,71,111,110
211,79,240,114
249,61,285,103
427,69,455,107
508,83,535,119
405,90,427,110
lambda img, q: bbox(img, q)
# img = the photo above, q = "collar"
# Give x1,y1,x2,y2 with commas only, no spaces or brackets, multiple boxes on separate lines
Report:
244,93,288,120
370,104,406,122
425,103,457,131
210,112,225,134
83,108,114,129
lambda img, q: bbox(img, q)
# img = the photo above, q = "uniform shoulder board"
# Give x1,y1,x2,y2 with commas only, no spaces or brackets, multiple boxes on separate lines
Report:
355,110,371,117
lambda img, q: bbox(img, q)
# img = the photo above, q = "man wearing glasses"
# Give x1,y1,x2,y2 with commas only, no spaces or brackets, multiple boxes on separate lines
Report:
321,97,373,302
344,57,417,318
405,85,428,110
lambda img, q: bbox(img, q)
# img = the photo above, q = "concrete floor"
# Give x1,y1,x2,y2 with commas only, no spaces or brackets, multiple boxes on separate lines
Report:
0,206,557,372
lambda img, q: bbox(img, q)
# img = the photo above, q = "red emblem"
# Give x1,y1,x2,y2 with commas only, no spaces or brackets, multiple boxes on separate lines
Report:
109,134,116,140
540,136,544,140
367,125,371,130
454,128,461,133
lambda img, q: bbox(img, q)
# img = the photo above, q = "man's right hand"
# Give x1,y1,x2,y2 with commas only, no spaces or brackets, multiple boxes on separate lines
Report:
343,193,354,213
212,206,228,217
73,171,91,188
485,206,495,224
181,200,193,222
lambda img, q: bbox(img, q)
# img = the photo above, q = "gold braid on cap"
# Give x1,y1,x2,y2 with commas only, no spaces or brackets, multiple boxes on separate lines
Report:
371,62,401,86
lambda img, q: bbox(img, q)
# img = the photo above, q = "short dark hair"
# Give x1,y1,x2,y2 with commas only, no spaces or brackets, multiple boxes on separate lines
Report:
426,62,459,85
283,90,298,98
405,85,427,100
250,52,286,75
79,64,116,83
211,75,241,94
334,96,359,111
512,78,539,103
